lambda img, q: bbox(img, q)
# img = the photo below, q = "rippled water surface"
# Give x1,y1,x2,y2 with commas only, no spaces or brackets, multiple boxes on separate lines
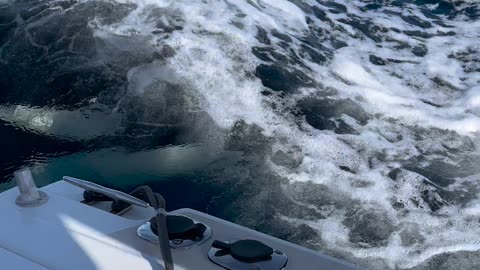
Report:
1,0,480,269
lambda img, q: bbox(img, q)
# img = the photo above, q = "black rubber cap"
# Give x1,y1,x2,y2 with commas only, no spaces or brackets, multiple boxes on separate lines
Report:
150,215,206,241
212,239,273,263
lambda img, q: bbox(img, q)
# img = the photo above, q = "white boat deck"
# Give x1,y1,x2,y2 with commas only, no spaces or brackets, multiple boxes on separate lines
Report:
0,180,363,270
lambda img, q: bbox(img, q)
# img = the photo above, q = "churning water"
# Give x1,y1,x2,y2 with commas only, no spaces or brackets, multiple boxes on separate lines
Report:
1,0,479,269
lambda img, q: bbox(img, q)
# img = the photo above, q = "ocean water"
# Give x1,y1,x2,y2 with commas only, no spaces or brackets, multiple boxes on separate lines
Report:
1,0,479,269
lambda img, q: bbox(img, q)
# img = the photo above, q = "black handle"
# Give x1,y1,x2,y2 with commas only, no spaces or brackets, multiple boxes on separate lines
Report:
191,223,206,237
212,240,231,250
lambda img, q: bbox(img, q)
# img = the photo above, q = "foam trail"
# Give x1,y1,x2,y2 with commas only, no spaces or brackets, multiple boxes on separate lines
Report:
93,0,480,268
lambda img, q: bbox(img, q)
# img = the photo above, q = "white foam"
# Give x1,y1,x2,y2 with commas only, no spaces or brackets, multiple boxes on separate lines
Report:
464,86,480,116
91,0,480,268
126,64,177,95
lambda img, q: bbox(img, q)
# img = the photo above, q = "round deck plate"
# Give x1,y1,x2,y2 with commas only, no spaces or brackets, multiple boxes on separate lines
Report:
137,217,212,249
